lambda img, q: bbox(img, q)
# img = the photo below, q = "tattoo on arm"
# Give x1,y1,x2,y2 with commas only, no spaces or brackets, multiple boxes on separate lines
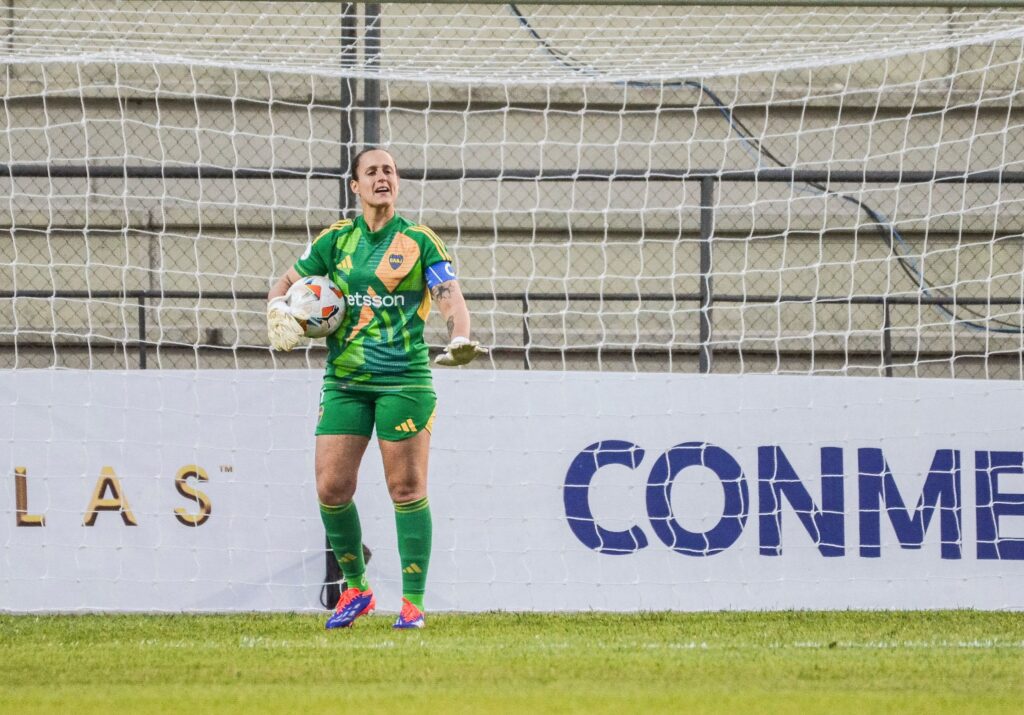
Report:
431,283,453,302
446,316,455,340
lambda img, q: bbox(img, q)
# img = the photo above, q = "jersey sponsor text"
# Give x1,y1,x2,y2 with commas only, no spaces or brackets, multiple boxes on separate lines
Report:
345,292,406,308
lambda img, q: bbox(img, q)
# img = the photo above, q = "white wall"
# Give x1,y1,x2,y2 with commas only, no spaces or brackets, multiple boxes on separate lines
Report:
3,368,1023,612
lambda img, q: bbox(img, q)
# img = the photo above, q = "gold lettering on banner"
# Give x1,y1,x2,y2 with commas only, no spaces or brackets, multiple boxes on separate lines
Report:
14,467,45,527
174,465,212,527
83,467,138,526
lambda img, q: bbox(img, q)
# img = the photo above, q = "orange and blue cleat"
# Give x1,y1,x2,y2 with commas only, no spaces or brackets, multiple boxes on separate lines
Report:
392,597,425,629
326,587,375,629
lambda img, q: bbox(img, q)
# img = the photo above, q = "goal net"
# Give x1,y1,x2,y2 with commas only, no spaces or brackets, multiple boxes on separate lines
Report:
1,1,1021,377
2,2,1024,612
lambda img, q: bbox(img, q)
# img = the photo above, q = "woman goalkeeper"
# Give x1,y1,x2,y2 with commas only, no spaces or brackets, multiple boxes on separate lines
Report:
266,147,486,630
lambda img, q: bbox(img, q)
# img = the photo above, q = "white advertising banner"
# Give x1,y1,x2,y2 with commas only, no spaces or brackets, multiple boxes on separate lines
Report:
2,369,1023,612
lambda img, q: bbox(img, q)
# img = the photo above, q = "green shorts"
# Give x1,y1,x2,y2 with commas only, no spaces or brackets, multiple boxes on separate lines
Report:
316,384,437,441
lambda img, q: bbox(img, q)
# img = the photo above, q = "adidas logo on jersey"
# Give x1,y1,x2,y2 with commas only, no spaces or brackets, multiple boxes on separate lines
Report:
337,255,353,271
394,418,417,433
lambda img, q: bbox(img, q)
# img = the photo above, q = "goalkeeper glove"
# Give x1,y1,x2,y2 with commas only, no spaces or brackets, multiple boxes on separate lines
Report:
267,296,304,352
435,336,488,367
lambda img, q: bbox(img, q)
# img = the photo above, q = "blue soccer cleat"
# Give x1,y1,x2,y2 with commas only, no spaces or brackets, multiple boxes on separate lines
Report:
392,597,425,630
325,587,375,629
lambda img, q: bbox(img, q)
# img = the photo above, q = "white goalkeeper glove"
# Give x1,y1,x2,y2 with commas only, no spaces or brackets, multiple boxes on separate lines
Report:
435,336,488,367
267,296,304,352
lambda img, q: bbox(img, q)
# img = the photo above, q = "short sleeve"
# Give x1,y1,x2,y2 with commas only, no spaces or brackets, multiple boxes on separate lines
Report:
294,227,335,277
409,224,453,267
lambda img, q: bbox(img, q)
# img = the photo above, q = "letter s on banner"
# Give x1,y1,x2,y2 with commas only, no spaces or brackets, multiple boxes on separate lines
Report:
174,465,213,527
563,440,648,555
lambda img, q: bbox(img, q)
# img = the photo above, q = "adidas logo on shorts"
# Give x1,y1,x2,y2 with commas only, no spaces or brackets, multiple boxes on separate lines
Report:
394,418,417,433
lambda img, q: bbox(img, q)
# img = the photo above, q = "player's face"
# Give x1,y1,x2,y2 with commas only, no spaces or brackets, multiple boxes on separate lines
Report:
351,150,399,210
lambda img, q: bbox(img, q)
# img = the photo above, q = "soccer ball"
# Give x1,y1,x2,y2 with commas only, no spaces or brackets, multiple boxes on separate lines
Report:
285,275,346,338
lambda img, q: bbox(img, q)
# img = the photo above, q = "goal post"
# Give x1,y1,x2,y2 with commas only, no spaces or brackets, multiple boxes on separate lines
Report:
2,2,1024,612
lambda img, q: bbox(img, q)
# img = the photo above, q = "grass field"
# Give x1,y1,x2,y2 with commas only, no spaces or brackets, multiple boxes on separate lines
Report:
2,611,1022,714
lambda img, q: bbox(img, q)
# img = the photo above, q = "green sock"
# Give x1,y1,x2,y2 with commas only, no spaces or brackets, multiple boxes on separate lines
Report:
319,501,370,592
394,497,431,609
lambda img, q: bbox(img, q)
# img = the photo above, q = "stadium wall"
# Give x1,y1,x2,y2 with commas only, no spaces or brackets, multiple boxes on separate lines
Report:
3,368,1022,612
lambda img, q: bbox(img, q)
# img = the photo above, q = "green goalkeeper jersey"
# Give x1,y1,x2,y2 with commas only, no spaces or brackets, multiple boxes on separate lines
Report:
293,213,453,390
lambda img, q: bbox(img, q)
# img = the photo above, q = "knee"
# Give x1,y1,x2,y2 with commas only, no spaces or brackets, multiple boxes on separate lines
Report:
316,470,355,506
387,476,426,504
317,483,352,506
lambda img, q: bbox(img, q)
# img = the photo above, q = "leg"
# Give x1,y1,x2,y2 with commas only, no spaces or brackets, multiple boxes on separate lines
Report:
315,386,374,505
379,428,430,503
376,390,436,628
315,433,370,505
316,389,377,628
317,435,374,597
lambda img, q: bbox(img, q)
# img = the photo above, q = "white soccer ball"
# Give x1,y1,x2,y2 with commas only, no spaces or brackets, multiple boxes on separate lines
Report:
285,275,346,338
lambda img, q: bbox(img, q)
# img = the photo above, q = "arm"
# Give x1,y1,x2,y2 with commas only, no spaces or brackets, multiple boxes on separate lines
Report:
431,278,487,367
268,267,302,301
266,267,304,351
430,278,470,343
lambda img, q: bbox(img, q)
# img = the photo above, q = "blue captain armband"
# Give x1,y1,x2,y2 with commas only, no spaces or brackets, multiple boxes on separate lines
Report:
426,261,457,288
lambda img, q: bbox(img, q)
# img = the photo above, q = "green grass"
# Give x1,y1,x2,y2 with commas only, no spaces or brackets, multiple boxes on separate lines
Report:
1,611,1022,714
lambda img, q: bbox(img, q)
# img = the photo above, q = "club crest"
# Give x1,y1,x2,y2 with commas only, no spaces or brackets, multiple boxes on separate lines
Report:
375,233,420,291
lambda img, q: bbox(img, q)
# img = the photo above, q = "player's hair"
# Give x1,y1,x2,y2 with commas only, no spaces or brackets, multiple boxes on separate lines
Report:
350,146,396,180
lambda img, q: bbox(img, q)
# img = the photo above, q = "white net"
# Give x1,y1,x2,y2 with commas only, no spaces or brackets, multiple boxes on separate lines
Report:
1,2,1023,377
2,2,1023,377
3,2,1024,613
3,3,1024,82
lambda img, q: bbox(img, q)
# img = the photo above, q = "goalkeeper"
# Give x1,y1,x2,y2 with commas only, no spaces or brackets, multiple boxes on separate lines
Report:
266,147,486,630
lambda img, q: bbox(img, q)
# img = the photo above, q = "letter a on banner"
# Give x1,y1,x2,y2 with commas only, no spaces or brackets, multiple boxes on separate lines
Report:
83,467,138,526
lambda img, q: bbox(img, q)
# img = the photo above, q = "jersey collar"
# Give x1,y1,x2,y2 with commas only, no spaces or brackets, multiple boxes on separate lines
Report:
357,212,401,242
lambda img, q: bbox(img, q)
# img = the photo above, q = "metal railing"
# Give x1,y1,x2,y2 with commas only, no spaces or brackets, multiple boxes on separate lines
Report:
3,288,1021,375
2,167,1022,374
